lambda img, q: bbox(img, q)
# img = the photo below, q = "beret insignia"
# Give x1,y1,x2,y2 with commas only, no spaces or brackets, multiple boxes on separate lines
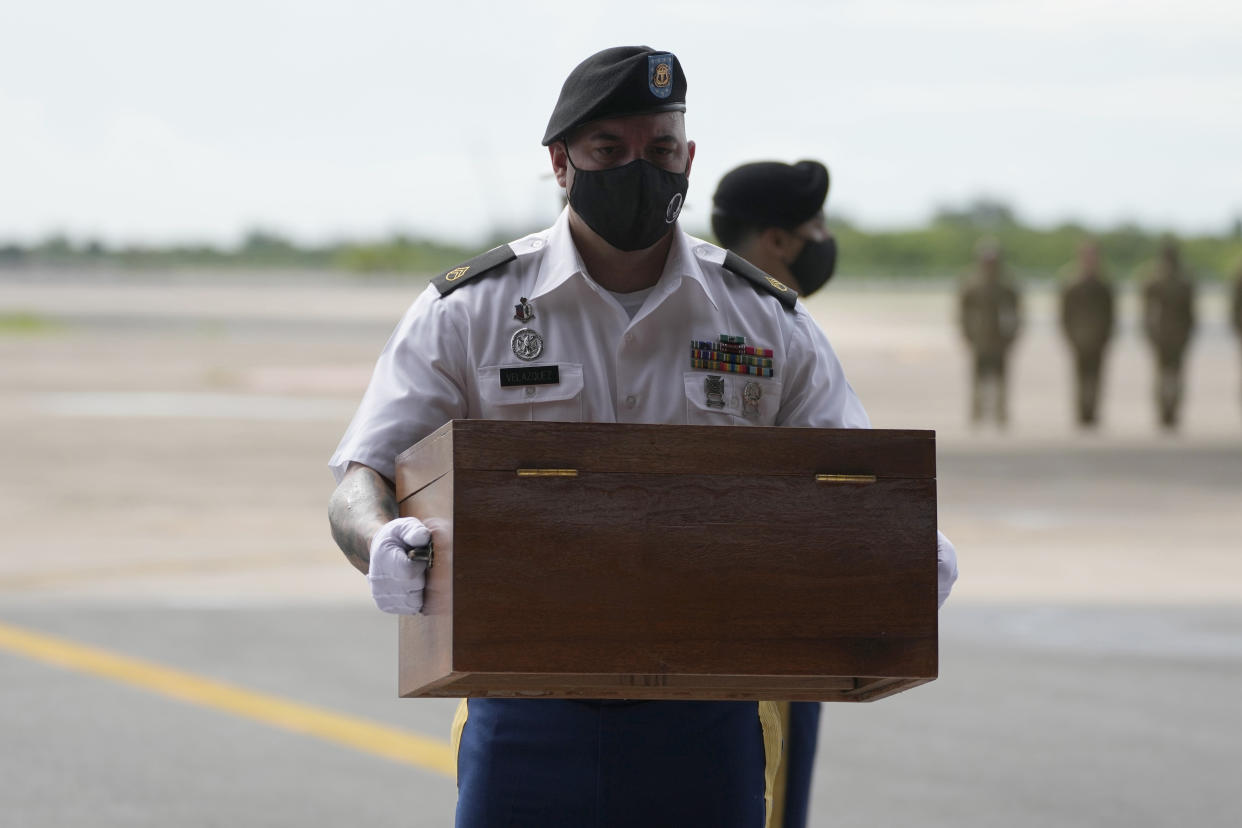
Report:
649,55,674,98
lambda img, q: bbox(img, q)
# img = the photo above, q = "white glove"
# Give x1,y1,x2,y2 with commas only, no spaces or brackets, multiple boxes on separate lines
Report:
936,530,959,609
367,517,431,614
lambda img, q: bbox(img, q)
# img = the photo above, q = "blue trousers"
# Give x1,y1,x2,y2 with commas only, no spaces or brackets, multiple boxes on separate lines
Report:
455,698,774,827
779,702,822,828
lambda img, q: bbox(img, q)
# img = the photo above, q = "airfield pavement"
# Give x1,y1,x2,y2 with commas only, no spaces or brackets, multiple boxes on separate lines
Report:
1,269,1239,826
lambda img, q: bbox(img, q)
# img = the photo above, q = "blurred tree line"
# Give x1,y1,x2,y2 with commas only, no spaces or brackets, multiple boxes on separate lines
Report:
3,199,1240,280
826,198,1242,281
0,229,478,275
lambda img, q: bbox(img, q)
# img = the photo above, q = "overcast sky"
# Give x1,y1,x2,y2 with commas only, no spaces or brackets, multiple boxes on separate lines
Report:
2,0,1240,245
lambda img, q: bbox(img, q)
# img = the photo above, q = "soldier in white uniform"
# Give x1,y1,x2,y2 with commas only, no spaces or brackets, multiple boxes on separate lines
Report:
328,46,957,827
711,158,840,828
711,159,838,298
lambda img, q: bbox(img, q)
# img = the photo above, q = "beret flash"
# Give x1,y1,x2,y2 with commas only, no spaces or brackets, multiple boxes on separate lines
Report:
542,46,687,146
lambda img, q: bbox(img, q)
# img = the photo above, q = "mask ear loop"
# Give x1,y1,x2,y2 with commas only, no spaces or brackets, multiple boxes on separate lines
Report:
562,140,582,203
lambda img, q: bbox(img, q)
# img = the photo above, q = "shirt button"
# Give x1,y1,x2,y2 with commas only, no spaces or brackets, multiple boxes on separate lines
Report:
530,239,544,249
525,387,536,397
624,332,635,344
625,394,637,408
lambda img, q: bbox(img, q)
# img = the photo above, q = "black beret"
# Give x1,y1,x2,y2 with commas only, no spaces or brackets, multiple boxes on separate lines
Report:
711,160,831,229
542,46,687,146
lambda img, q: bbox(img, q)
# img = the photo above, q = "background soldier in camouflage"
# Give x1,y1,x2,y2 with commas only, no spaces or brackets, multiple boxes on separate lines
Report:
958,239,1021,426
1059,240,1115,427
1140,237,1196,429
1232,263,1242,412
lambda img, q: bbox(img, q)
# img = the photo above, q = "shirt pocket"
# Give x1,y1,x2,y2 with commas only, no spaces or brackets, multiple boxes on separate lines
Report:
477,363,584,422
682,372,782,426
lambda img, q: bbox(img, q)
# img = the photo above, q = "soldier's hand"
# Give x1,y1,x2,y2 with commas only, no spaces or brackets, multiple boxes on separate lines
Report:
936,530,959,609
367,517,430,614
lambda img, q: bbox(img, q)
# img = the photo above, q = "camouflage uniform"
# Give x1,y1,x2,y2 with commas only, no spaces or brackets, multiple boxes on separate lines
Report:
959,247,1021,425
1140,241,1195,429
1232,266,1242,410
1059,246,1115,426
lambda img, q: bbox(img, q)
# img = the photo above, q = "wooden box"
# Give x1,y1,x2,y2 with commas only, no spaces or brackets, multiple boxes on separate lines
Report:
396,420,937,702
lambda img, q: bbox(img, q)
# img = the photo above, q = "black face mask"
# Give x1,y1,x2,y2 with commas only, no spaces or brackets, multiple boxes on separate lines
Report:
566,150,689,252
789,236,837,296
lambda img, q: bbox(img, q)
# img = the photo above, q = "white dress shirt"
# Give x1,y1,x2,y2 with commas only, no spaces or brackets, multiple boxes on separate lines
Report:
330,209,956,604
330,209,871,484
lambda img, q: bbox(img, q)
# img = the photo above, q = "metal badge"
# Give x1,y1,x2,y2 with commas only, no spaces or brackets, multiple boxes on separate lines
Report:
511,328,544,362
514,297,534,323
742,381,762,419
704,375,726,409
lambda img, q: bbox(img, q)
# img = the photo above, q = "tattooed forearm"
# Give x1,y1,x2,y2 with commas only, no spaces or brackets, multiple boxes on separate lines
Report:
328,463,398,574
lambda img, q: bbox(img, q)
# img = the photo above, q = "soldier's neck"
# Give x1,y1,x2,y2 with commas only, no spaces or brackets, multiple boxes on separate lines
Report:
734,242,800,293
568,211,673,293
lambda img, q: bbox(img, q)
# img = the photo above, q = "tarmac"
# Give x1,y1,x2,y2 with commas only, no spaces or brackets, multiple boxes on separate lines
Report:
1,269,1239,826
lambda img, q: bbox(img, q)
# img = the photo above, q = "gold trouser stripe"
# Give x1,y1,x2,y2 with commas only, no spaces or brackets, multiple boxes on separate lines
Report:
758,700,785,828
0,620,456,777
450,697,469,771
769,701,792,828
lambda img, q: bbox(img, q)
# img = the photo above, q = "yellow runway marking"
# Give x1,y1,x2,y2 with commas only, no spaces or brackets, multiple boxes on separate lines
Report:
0,620,456,778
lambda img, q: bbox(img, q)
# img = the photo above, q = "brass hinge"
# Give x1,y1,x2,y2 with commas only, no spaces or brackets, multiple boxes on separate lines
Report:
516,468,579,477
815,474,877,484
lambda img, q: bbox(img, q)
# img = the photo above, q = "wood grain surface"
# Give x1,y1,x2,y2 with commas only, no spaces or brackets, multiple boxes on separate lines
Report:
397,420,937,702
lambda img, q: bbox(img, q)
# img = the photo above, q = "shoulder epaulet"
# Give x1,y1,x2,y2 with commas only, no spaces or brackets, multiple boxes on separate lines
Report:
722,251,798,310
432,244,517,296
